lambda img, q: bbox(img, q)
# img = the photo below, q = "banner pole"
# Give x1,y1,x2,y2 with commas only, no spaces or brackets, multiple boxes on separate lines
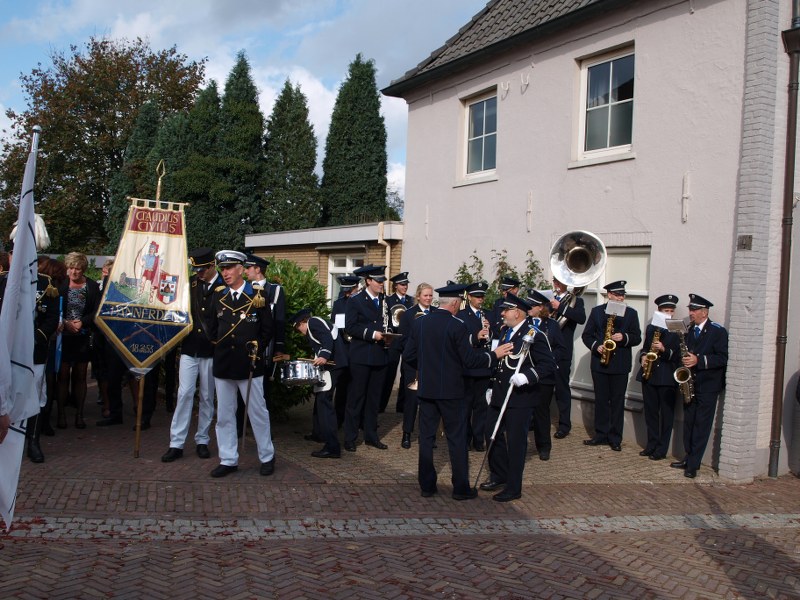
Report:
134,375,145,458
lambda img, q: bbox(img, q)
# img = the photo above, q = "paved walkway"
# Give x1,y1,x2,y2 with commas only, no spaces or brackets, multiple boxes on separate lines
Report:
2,388,799,599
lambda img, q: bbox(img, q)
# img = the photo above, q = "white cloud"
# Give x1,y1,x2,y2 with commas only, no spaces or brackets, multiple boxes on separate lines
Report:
387,161,406,199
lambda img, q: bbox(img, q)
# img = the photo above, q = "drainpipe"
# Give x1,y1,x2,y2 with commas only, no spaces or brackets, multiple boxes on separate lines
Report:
377,221,391,294
769,7,800,477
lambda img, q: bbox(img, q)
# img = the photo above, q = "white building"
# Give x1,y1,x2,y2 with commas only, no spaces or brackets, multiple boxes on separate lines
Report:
383,0,800,481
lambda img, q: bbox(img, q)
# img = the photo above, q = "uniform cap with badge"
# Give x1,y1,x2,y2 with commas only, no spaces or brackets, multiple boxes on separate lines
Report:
466,281,488,296
390,272,409,285
215,250,247,267
355,264,387,283
500,292,533,312
603,280,627,294
189,247,215,272
499,276,521,290
654,294,679,309
337,275,360,290
244,253,269,271
524,289,552,308
687,294,713,309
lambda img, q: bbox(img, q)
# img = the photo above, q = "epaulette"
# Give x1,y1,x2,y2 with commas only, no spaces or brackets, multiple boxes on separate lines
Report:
251,287,266,309
215,285,226,293
252,282,263,290
527,327,539,336
710,322,723,328
191,280,197,288
41,274,59,298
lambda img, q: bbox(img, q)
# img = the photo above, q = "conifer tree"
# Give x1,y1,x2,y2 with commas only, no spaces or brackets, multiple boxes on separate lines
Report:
320,54,388,226
262,80,321,231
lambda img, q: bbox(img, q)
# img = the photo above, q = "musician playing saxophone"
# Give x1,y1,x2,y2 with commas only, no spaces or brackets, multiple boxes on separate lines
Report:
669,294,728,478
581,280,641,451
635,295,680,461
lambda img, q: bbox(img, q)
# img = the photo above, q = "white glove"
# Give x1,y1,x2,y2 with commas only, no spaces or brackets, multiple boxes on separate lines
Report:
485,389,493,405
510,373,529,387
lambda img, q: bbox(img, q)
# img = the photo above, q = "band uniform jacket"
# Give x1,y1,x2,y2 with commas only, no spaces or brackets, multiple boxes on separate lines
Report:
344,290,389,367
305,316,348,371
386,293,412,310
0,273,59,365
403,307,495,400
457,305,493,378
181,272,220,358
397,303,425,381
530,317,567,386
253,280,286,355
210,281,273,380
635,324,680,387
491,325,556,409
552,294,586,358
685,320,728,394
582,303,642,375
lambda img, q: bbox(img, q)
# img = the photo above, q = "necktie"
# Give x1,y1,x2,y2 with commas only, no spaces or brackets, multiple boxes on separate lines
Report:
504,328,512,342
533,318,541,328
694,326,701,339
373,297,379,309
475,310,481,321
423,308,429,315
232,292,239,302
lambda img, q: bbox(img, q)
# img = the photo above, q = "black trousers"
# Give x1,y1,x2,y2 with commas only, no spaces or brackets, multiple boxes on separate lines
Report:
464,375,490,448
345,363,386,444
486,403,534,496
641,382,677,456
590,371,628,445
682,391,718,471
553,359,572,433
417,396,471,495
312,370,342,454
530,384,553,453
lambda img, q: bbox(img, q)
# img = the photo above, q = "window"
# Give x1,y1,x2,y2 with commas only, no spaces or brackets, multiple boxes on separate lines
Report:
580,51,634,156
328,254,364,305
466,95,497,174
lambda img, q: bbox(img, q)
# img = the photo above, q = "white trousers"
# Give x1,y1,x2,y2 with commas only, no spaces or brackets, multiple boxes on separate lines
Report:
169,355,215,448
214,376,274,466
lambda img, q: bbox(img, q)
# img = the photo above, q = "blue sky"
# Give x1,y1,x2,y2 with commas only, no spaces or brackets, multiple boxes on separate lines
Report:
0,0,487,197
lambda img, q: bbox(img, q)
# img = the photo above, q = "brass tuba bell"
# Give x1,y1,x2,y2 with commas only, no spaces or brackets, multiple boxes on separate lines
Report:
550,230,607,328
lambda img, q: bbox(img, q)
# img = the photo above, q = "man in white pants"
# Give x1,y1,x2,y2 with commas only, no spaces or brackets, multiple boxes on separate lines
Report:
208,250,275,478
161,248,219,463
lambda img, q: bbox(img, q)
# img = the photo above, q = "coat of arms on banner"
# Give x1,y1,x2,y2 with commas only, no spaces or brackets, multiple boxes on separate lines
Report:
95,198,192,369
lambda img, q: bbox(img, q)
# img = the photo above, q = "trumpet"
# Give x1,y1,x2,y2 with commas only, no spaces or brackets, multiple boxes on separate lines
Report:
642,329,661,380
600,315,616,366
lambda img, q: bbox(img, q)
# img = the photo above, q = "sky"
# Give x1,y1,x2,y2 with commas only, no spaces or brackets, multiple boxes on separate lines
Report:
0,0,488,199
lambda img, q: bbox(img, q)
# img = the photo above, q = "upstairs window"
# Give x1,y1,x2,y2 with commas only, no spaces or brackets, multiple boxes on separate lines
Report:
581,51,634,156
466,95,497,174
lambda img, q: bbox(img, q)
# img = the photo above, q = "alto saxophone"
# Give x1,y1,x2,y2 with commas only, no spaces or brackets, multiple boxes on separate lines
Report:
642,329,661,380
673,330,695,404
600,315,616,366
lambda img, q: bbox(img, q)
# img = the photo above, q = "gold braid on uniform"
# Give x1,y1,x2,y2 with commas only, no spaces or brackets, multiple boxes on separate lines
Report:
214,285,226,293
43,274,59,298
251,283,266,309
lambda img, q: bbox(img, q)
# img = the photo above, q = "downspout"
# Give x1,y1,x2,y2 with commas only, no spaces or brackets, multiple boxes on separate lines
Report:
769,5,800,477
377,221,391,294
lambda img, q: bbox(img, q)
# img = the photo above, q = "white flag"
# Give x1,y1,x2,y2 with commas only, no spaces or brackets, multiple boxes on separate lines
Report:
0,128,41,530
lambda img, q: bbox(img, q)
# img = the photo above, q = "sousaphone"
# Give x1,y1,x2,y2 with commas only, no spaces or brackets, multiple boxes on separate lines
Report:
549,230,606,328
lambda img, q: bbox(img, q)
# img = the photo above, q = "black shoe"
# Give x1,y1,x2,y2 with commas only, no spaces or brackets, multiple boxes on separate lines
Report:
684,468,697,478
304,433,323,442
472,442,485,452
583,437,606,446
401,432,411,449
365,440,388,450
609,443,622,452
311,449,341,459
452,488,478,501
420,488,437,498
649,454,666,461
538,451,550,461
344,442,357,452
639,448,654,457
479,480,505,492
670,460,687,469
27,440,44,463
493,489,522,503
196,444,210,459
96,417,123,427
553,430,569,439
260,458,276,476
161,448,183,462
210,464,238,478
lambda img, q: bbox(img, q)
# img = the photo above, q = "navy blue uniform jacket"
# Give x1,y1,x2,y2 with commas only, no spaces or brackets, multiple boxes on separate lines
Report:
403,308,495,400
492,324,556,408
582,303,642,375
686,320,728,394
635,323,680,387
305,315,348,370
345,290,388,367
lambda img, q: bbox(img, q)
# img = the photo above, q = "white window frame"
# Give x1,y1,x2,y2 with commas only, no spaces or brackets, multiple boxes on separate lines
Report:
328,254,364,306
577,48,635,162
463,90,498,179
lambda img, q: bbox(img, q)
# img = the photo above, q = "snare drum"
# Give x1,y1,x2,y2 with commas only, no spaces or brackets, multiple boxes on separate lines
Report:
281,360,322,386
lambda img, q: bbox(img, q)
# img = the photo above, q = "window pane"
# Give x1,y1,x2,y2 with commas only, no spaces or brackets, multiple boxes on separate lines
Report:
585,106,609,151
611,55,635,102
333,258,346,268
469,102,485,138
484,97,497,134
483,133,496,170
609,101,633,147
353,258,365,269
587,62,610,109
467,138,484,173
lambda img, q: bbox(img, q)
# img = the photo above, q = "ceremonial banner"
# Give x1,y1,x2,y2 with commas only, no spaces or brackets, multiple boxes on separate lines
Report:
0,127,41,530
95,198,192,370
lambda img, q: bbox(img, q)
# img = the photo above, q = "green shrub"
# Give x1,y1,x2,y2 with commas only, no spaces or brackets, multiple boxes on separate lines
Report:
454,249,550,307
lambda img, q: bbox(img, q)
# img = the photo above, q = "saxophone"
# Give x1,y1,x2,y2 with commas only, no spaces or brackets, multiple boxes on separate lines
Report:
673,330,695,404
600,315,616,366
642,329,661,380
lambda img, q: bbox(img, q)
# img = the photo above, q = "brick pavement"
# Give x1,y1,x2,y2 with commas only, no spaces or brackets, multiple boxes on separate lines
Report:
2,389,799,599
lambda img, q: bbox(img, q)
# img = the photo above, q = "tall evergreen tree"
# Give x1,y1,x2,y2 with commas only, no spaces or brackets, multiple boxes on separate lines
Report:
146,112,190,201
105,100,160,251
262,80,321,231
215,51,265,248
320,54,388,226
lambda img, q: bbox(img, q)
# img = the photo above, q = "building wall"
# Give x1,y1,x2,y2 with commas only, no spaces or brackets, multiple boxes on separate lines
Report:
396,0,800,476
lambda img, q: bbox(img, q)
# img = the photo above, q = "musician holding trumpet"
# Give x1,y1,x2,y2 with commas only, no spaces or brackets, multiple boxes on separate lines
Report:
581,280,641,451
635,295,681,461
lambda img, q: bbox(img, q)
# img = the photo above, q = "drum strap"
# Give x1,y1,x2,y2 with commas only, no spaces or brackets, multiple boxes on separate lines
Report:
308,316,338,347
